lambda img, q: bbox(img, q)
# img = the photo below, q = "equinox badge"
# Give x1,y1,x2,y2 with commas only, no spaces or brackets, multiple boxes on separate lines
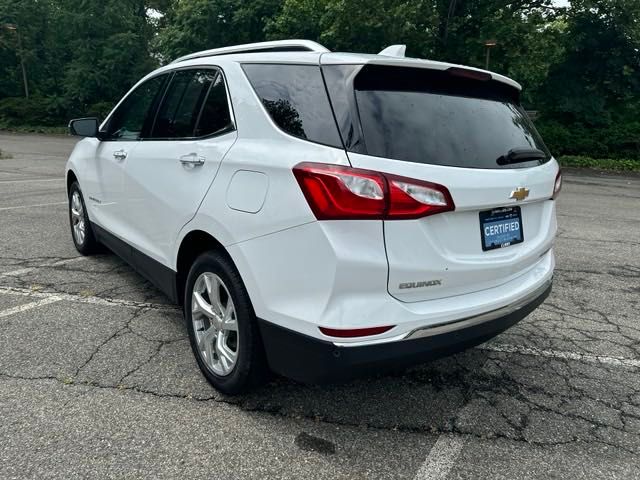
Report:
399,280,442,289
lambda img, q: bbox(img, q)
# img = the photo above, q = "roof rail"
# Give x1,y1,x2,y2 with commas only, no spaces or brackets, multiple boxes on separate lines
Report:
171,40,330,64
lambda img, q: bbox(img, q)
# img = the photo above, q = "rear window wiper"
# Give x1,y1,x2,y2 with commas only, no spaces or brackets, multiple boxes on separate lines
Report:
497,148,546,166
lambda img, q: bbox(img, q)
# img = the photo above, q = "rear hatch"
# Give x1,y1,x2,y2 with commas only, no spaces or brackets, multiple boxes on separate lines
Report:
322,61,558,302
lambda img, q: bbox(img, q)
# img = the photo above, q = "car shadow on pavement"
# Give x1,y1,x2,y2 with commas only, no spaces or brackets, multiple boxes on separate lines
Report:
231,347,640,455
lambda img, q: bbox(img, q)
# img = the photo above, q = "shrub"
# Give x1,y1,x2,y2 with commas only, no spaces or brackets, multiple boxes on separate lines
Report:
536,117,640,161
0,96,68,127
0,96,114,130
85,101,115,121
558,155,640,171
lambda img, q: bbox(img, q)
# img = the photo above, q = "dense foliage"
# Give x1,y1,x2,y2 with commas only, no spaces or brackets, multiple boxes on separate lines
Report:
0,0,638,159
558,155,640,171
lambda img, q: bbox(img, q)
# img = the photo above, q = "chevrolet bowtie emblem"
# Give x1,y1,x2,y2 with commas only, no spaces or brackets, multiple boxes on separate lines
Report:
510,187,530,201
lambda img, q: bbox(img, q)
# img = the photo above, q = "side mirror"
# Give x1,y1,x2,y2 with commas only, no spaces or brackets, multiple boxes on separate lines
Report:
69,117,100,138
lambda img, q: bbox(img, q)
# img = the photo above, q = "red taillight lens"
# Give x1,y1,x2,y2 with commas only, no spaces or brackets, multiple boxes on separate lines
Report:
552,170,562,199
319,325,394,338
386,174,455,219
293,163,455,220
292,163,386,220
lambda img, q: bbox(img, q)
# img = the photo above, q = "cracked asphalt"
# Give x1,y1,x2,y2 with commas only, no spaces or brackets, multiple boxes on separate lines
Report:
0,132,639,479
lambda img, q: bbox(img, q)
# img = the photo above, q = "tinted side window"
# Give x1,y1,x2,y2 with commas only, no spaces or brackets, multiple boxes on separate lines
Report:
242,64,342,148
195,72,233,137
105,74,168,140
152,70,216,138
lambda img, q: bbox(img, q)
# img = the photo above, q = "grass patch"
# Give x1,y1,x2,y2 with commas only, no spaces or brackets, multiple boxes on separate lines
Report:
0,149,12,159
558,155,640,172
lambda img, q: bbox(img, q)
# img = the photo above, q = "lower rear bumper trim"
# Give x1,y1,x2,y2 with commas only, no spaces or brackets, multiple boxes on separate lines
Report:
404,278,553,341
257,280,552,384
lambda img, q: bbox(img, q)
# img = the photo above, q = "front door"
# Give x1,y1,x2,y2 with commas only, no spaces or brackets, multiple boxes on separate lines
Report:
92,73,170,241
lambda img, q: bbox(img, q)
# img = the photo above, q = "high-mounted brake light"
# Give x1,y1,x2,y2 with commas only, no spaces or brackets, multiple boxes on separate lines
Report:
292,163,455,220
319,325,394,338
447,67,491,82
552,170,562,199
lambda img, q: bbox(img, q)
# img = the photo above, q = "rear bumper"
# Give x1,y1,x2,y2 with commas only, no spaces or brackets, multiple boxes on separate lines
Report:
258,280,552,384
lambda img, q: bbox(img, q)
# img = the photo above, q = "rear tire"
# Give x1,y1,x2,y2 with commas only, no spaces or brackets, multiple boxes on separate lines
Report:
68,181,99,255
185,251,267,394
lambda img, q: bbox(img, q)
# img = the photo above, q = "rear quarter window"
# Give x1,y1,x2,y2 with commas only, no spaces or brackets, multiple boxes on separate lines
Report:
242,64,342,148
195,73,233,137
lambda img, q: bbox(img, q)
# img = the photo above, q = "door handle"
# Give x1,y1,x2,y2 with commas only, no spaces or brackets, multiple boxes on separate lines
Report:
179,153,205,167
113,149,127,161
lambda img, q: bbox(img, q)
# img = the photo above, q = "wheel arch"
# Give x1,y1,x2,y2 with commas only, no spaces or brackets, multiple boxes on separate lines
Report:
66,170,78,195
176,230,235,306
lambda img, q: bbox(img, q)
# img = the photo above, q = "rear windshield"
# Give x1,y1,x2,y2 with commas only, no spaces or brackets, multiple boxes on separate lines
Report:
326,64,550,169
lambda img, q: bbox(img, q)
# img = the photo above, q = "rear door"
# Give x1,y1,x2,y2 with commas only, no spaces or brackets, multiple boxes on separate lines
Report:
121,67,236,266
324,63,559,302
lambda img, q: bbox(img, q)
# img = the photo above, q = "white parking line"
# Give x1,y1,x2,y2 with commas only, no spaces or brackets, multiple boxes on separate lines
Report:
414,341,640,479
0,178,61,184
414,433,466,480
0,285,178,311
479,343,640,369
414,355,492,480
0,296,63,319
0,256,88,278
0,201,66,211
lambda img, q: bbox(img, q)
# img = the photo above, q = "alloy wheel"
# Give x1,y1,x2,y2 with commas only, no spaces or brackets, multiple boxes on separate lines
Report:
70,191,86,245
191,272,239,376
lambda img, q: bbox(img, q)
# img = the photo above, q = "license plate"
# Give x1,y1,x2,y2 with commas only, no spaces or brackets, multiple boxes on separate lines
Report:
479,206,524,251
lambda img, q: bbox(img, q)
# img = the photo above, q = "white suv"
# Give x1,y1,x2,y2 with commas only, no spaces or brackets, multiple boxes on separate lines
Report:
66,40,560,394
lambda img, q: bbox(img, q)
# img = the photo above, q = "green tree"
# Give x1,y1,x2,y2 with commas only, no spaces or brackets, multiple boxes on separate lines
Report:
0,0,638,162
153,0,282,61
266,0,439,56
57,0,157,110
0,0,52,98
1,0,158,124
542,0,639,122
266,0,564,101
431,0,566,104
537,0,640,157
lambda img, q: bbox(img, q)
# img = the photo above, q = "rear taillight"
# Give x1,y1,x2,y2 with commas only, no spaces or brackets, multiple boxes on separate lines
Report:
552,170,562,199
386,175,455,219
292,162,455,220
292,163,386,220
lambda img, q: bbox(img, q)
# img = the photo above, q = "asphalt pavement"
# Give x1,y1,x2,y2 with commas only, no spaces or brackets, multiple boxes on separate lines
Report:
0,132,639,479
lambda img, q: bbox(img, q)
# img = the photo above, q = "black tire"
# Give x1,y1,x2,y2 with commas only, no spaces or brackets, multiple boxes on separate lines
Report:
184,251,267,394
68,181,99,255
